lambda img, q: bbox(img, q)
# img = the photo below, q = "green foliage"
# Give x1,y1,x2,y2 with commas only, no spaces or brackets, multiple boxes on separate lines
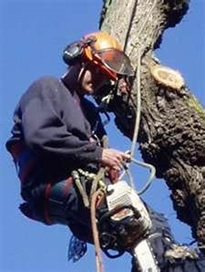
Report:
186,96,205,118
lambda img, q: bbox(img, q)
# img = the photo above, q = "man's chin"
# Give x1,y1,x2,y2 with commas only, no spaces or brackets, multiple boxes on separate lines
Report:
83,89,95,96
87,85,95,94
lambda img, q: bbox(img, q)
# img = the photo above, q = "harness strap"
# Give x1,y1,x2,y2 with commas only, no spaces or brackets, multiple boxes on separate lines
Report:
72,168,107,209
9,142,36,184
9,141,26,160
43,177,73,225
90,167,105,196
44,183,53,225
72,170,90,207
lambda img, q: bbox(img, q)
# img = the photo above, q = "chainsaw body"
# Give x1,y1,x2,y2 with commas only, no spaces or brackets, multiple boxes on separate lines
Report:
99,180,159,271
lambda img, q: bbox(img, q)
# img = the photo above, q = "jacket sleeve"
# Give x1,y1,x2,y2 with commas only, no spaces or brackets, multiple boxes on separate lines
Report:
20,78,102,164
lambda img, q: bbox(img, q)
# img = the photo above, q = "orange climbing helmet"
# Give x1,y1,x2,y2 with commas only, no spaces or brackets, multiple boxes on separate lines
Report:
63,31,134,80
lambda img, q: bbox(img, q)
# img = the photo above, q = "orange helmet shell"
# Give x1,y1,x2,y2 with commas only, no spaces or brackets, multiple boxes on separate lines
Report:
81,31,134,81
83,31,121,56
83,32,122,80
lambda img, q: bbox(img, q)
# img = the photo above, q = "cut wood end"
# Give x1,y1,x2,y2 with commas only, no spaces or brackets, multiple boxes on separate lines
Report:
150,65,185,90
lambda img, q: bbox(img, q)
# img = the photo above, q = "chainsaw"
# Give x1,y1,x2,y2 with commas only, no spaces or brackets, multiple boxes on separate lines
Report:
98,180,160,272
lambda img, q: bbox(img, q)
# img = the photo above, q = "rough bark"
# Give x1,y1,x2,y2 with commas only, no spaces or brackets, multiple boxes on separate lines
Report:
98,0,205,248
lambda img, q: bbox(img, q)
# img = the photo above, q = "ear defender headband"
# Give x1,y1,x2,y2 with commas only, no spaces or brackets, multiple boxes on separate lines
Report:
62,36,96,66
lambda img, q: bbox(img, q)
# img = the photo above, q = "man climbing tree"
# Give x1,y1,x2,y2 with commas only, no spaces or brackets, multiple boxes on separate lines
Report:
6,29,205,271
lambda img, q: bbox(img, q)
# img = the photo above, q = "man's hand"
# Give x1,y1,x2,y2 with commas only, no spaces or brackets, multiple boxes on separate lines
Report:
118,77,131,94
101,148,130,170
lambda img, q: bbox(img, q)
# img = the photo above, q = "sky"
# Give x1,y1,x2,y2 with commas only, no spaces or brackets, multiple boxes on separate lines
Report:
0,1,204,272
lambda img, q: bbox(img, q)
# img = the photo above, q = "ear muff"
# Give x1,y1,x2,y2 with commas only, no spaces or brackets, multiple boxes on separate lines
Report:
63,36,97,66
62,41,84,65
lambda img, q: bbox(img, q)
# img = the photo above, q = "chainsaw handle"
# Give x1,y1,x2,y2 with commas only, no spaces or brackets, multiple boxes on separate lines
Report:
102,248,124,259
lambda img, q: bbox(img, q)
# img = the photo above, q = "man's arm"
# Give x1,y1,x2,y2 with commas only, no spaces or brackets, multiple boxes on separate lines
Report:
20,78,103,164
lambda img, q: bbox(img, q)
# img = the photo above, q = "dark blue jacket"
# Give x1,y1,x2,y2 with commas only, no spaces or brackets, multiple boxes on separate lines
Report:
6,76,106,198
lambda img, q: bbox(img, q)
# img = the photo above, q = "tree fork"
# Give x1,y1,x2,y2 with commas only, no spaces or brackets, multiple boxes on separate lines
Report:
99,0,205,247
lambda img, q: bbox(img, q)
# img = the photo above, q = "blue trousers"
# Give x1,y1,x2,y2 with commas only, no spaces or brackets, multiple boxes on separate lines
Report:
20,178,94,242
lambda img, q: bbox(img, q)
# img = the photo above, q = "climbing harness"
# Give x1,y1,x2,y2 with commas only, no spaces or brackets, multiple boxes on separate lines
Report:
72,168,106,207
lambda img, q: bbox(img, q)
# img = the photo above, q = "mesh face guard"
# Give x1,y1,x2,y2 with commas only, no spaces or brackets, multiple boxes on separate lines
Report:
84,46,134,80
96,48,134,78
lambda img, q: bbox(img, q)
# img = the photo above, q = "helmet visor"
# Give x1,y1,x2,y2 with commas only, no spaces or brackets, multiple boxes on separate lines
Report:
96,48,134,77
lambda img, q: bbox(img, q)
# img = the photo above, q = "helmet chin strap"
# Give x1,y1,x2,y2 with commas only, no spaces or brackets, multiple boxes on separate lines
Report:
76,61,95,95
61,62,85,95
77,62,87,84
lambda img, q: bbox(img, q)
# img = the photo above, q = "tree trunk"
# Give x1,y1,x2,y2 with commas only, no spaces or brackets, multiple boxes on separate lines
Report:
99,0,205,248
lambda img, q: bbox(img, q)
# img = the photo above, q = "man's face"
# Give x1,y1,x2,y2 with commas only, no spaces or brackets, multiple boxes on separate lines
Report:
78,62,109,95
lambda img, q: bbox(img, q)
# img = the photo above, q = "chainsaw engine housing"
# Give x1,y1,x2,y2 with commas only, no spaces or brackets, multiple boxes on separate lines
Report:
99,181,152,253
